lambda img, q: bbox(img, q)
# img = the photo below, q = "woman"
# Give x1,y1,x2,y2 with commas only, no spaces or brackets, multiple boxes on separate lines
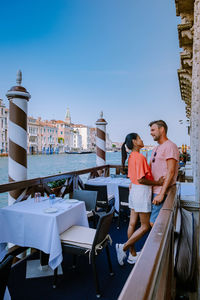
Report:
116,133,164,265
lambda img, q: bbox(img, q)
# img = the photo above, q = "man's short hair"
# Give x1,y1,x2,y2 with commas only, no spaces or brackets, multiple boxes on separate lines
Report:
149,120,168,133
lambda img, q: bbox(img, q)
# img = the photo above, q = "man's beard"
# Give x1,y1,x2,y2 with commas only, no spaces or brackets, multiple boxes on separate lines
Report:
153,135,159,141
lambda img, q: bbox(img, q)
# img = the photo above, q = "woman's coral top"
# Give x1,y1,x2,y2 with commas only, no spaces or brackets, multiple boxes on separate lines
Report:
128,151,154,185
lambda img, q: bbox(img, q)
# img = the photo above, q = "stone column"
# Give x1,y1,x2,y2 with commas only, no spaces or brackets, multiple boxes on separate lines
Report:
95,111,107,166
191,0,200,201
6,70,31,205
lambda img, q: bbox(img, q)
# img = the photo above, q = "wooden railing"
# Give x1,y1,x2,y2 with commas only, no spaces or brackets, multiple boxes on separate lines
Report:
0,164,121,202
118,185,177,300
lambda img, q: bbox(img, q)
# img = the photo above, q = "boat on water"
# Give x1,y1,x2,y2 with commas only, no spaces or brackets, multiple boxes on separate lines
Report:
79,151,94,154
65,151,80,154
65,150,94,154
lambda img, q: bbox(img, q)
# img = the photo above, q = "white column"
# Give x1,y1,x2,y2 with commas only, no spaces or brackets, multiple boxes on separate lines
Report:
191,0,200,201
6,70,31,205
95,111,107,166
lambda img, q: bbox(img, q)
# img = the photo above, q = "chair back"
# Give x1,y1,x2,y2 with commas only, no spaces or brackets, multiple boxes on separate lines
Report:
84,184,108,204
92,207,114,252
0,246,28,299
72,189,97,211
0,255,13,299
118,186,129,204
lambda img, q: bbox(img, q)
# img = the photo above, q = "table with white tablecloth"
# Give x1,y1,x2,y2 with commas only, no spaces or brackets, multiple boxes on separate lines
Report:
0,198,88,270
86,177,131,211
179,182,195,201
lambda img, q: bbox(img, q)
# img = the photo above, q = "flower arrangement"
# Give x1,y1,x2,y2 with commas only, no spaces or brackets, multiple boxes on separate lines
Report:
48,179,66,189
48,179,66,196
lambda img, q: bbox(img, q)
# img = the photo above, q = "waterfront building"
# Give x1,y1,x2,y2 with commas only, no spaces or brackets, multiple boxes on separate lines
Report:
72,124,91,150
175,0,200,201
27,117,40,154
70,128,82,150
27,117,59,154
106,132,113,150
0,102,113,154
0,99,8,153
89,127,96,151
33,118,58,154
51,120,71,153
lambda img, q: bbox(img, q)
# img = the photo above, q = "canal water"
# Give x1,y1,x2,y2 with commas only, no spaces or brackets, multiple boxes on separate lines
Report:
0,151,152,208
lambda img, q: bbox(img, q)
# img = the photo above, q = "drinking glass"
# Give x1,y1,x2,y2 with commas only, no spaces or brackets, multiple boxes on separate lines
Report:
34,192,41,202
38,192,41,202
49,194,55,207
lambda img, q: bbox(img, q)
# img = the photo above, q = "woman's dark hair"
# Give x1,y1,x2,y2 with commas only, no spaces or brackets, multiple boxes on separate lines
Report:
121,133,138,168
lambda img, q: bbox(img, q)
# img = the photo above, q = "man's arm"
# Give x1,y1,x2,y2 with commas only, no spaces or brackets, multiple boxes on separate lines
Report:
152,158,177,205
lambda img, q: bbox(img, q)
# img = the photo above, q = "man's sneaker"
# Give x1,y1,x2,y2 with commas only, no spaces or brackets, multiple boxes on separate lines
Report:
127,251,141,264
115,243,126,266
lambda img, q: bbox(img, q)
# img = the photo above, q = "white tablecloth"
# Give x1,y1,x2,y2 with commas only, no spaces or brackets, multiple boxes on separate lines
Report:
179,182,195,201
0,197,88,270
3,287,11,300
185,169,193,177
180,165,193,178
86,177,131,211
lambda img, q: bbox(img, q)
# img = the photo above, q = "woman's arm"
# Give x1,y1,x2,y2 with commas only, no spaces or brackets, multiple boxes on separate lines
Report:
138,176,164,186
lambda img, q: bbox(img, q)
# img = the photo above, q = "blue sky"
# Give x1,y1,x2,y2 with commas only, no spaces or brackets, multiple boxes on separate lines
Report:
0,0,189,146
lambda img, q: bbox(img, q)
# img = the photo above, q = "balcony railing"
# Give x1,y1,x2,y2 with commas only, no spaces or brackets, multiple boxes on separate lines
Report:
119,185,177,300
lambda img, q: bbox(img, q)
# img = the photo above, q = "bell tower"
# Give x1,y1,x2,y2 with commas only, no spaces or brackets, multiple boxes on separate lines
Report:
65,107,71,125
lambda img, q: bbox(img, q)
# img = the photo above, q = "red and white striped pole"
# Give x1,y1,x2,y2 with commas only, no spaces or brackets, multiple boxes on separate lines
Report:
95,111,107,166
6,70,31,205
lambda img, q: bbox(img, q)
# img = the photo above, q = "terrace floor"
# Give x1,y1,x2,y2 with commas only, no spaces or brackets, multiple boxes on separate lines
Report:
8,217,149,300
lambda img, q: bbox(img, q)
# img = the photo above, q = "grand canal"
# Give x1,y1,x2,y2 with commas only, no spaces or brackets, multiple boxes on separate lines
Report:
0,152,121,207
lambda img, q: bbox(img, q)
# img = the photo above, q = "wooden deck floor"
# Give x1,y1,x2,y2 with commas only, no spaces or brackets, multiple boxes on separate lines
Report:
8,217,149,300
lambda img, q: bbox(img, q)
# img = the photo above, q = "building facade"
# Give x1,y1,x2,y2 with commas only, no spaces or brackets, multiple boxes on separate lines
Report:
27,117,40,154
39,120,58,154
175,0,200,200
0,105,113,154
72,124,91,150
54,120,71,152
70,129,82,150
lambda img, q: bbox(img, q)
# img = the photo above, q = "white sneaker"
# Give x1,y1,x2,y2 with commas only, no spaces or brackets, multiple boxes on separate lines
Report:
115,243,126,266
127,251,141,264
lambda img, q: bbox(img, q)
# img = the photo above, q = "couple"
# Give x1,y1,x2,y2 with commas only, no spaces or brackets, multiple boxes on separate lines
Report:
116,120,179,265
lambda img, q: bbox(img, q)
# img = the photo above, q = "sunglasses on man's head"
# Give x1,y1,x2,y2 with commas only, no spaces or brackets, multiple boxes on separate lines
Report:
152,151,157,163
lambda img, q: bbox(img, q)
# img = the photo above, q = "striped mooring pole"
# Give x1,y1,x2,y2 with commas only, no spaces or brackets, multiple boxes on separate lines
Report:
95,111,107,166
6,70,31,205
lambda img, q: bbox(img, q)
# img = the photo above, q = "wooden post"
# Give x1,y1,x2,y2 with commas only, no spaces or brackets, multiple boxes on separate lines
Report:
6,70,31,205
95,111,107,168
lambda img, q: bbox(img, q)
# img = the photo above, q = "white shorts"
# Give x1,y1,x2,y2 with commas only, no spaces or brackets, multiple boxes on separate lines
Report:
129,184,152,212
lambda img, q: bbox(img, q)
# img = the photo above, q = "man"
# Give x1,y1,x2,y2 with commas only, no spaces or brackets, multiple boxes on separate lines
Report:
149,120,179,225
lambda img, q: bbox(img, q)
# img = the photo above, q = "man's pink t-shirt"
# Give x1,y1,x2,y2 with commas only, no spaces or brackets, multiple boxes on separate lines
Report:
150,139,179,194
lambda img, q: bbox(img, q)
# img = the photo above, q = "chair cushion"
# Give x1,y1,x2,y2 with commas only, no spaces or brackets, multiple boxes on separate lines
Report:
121,202,129,206
108,194,114,201
60,226,96,249
86,210,93,218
